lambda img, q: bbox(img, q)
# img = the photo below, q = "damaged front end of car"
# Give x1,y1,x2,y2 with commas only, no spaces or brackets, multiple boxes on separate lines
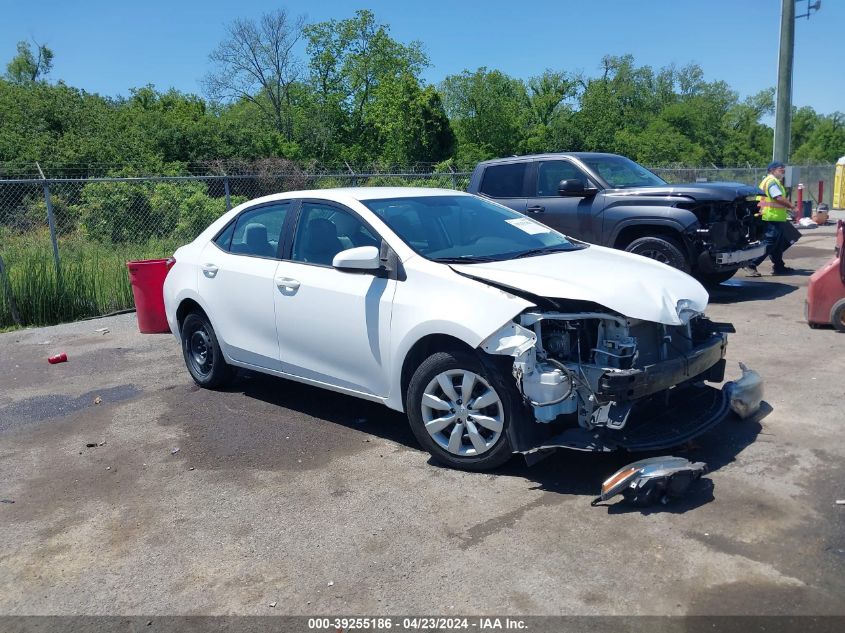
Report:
480,299,735,459
679,192,766,273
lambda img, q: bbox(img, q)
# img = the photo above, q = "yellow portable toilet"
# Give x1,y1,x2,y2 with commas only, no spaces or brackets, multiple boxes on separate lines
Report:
834,156,845,209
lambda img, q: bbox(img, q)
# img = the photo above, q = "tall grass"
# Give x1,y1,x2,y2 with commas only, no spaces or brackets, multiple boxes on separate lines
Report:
0,230,180,328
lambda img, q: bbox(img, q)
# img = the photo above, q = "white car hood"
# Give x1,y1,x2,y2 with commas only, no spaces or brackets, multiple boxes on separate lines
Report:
450,245,709,326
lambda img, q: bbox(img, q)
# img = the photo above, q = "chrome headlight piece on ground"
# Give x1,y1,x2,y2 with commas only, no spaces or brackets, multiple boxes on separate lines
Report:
591,456,708,507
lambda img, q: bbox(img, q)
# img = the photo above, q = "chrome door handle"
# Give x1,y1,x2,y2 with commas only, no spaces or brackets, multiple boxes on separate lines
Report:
275,276,300,291
526,205,545,213
201,263,219,278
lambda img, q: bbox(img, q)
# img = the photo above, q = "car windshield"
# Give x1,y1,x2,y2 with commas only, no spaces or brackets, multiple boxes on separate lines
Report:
581,155,666,189
360,195,584,262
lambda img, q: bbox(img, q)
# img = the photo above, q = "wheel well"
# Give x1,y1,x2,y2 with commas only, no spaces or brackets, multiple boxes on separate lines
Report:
614,225,685,250
176,299,205,333
400,334,475,409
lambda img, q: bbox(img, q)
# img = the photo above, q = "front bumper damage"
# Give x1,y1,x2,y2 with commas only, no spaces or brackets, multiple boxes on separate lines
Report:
712,243,766,266
695,242,766,273
681,195,765,272
481,310,735,455
597,333,726,400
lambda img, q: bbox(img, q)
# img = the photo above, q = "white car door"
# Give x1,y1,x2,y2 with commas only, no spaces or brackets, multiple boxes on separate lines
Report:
197,201,292,371
273,201,396,396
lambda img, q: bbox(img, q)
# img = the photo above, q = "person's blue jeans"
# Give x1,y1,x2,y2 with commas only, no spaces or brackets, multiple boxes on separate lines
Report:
751,221,787,270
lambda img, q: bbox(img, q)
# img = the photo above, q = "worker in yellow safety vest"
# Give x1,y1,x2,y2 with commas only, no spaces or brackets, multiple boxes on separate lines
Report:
743,161,796,277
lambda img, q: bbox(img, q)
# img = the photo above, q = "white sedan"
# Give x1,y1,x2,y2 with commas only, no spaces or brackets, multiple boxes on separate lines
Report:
164,188,732,471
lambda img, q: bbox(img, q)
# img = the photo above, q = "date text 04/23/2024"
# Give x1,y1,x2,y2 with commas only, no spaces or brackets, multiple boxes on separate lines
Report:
307,617,528,630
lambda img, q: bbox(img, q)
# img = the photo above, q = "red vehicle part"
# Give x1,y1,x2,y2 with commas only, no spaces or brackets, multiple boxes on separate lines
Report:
127,258,176,333
806,220,845,332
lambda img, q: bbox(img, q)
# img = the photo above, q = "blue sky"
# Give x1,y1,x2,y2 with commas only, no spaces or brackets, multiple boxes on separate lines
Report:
1,0,840,115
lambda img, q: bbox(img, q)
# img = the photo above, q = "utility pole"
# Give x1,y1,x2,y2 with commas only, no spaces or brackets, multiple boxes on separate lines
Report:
772,0,795,163
773,0,821,162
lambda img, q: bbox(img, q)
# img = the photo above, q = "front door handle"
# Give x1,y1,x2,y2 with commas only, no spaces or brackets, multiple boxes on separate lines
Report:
275,276,301,291
526,205,545,214
201,263,219,278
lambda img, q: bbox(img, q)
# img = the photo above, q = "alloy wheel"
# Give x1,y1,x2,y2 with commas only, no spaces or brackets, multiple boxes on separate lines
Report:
420,369,504,457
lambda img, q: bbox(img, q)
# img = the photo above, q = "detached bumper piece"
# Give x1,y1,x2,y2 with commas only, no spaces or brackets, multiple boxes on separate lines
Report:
528,384,729,453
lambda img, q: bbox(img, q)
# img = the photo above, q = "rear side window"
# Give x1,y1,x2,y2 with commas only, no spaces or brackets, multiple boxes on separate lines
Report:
213,222,236,251
479,163,527,198
224,203,290,258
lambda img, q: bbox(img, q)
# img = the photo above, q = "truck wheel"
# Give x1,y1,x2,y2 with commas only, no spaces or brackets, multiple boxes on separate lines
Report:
697,270,736,287
831,299,845,333
624,236,690,273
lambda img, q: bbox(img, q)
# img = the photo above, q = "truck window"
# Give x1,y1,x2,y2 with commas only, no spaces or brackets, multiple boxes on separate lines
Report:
479,163,527,198
537,161,589,196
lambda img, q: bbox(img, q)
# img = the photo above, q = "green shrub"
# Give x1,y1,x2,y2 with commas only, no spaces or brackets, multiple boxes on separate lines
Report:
75,180,237,244
25,194,80,235
76,181,156,243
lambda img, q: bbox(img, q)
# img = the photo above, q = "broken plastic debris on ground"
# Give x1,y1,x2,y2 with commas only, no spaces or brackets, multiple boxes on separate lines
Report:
724,362,764,419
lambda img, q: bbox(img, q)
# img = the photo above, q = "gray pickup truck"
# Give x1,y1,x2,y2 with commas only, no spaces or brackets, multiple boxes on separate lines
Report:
467,153,766,284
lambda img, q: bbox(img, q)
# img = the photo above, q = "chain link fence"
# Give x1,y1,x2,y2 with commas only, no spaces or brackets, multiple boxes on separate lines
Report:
0,170,471,328
0,164,835,329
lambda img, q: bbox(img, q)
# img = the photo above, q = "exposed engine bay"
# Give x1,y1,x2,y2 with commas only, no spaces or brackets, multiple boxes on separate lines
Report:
679,196,761,249
481,307,733,454
679,195,765,271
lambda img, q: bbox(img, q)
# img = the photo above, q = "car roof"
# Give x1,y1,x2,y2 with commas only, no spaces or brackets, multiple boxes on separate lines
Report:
237,187,469,208
476,152,622,166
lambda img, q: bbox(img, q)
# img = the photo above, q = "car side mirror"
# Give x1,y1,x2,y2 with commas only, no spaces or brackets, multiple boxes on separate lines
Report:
559,179,598,197
333,246,381,271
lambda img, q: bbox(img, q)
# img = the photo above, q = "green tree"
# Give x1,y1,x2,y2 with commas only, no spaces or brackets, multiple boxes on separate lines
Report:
792,112,845,163
366,75,454,164
5,40,53,84
440,68,529,164
721,89,774,166
519,70,579,153
304,9,429,163
575,55,667,154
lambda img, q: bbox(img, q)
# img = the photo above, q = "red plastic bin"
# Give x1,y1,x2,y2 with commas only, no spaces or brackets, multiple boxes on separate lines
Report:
126,259,173,333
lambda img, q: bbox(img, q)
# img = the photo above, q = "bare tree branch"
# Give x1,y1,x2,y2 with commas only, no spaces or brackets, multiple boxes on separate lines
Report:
203,9,305,139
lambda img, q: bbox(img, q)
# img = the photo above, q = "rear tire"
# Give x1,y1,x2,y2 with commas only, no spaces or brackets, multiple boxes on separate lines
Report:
624,236,690,273
181,311,234,388
406,350,522,471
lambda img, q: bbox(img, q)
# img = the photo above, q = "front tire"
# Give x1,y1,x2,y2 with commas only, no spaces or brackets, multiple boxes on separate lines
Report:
181,311,234,388
831,299,845,333
697,269,737,287
624,236,690,273
406,350,522,471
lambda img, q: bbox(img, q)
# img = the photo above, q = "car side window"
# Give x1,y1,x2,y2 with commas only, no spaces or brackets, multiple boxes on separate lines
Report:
478,163,527,198
291,203,378,266
213,221,236,251
225,203,289,258
537,161,590,196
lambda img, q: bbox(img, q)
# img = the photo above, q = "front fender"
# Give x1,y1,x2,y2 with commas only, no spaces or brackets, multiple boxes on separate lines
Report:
604,206,699,248
384,268,533,411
